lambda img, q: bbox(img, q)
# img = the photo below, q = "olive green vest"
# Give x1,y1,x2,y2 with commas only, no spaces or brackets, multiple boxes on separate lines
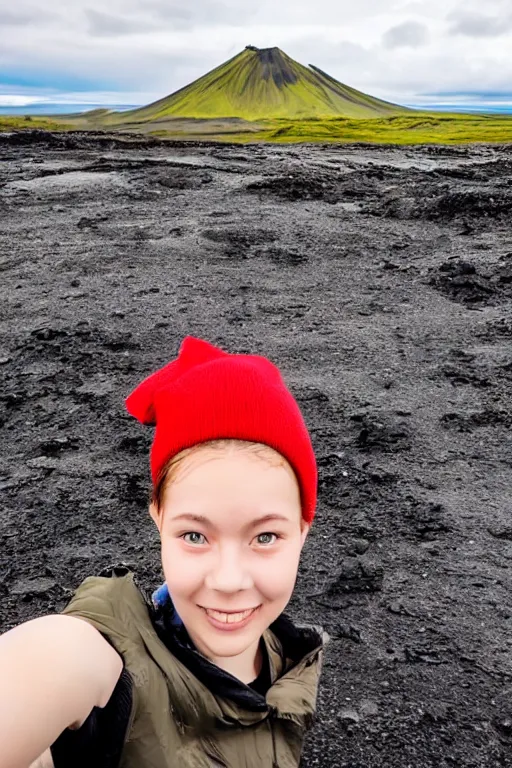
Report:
61,570,325,768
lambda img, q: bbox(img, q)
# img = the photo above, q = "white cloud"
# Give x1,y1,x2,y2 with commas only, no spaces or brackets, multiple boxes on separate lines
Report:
0,6,55,25
382,21,429,49
447,10,512,38
85,9,159,37
136,0,256,28
0,94,45,106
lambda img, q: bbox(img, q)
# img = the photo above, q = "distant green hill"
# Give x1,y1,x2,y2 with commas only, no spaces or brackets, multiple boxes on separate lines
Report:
120,46,409,121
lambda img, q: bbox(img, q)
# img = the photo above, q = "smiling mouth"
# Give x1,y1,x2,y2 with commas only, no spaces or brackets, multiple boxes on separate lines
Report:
200,606,260,624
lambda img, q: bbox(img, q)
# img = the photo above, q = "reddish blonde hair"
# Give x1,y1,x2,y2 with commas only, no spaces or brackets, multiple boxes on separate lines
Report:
150,438,297,513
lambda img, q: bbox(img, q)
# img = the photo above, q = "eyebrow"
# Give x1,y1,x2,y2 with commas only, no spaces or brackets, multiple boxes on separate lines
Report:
170,513,291,528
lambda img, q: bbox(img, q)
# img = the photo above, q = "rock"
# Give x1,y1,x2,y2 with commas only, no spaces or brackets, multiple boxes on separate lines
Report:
350,411,411,453
360,699,379,717
349,538,370,555
332,623,362,643
428,259,500,306
387,600,413,616
404,646,443,664
38,437,78,455
488,525,512,541
338,708,360,724
26,456,58,470
494,717,512,740
10,577,57,596
326,558,384,595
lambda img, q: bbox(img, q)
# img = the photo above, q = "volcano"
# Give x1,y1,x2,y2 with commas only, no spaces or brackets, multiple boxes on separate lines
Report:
122,45,408,121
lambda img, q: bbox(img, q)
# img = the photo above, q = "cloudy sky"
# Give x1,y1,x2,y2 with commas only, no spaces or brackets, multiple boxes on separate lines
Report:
1,0,512,109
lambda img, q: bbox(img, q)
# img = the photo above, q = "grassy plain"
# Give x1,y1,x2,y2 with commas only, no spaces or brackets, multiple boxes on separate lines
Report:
0,116,74,132
143,113,512,144
252,113,512,144
1,112,511,145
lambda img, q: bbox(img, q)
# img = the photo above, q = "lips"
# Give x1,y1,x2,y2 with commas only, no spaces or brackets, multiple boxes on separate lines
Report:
200,605,261,630
204,607,257,624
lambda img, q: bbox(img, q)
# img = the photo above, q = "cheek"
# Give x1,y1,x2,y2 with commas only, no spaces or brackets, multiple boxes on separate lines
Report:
160,541,204,597
254,548,302,601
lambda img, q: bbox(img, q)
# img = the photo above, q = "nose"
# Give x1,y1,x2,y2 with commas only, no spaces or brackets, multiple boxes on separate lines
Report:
204,545,254,593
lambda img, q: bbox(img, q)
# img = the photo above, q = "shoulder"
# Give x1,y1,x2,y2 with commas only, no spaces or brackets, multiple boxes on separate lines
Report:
59,563,153,666
61,564,148,618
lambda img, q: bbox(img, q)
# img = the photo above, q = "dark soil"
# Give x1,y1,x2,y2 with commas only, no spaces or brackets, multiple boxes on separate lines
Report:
1,131,511,767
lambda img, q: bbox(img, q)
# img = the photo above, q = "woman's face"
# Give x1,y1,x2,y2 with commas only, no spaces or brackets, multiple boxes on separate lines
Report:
149,446,309,673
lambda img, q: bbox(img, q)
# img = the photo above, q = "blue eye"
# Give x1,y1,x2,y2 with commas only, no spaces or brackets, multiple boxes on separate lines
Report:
256,532,277,546
182,532,206,545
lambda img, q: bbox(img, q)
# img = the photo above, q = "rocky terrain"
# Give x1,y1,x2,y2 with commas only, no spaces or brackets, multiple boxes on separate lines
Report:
1,130,511,767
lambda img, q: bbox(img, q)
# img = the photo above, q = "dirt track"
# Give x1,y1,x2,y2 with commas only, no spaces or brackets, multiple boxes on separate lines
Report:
1,131,511,767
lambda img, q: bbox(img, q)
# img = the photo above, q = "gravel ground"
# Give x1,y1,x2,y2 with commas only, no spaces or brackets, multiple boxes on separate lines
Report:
1,131,511,767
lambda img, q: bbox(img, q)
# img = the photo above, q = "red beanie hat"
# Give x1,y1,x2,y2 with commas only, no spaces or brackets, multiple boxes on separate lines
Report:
124,336,317,523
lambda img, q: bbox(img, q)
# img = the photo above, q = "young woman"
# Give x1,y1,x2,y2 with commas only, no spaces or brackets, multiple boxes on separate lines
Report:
0,335,325,768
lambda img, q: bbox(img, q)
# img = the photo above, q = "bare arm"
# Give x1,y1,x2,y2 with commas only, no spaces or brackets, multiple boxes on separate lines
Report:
0,614,123,768
29,749,54,768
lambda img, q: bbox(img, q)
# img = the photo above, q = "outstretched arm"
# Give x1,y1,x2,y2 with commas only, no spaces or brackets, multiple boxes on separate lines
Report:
0,614,122,768
29,749,54,768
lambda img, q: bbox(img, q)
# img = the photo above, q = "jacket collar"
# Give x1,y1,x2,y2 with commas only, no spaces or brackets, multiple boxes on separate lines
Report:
121,571,324,732
150,588,323,706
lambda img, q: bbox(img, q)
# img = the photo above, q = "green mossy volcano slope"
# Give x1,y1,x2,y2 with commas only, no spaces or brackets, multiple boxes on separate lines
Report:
118,46,409,122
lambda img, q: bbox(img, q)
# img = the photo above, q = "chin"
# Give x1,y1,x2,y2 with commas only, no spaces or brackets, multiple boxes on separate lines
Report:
202,635,257,660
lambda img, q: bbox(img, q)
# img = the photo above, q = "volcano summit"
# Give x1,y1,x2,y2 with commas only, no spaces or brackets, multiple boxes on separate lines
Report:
124,46,407,121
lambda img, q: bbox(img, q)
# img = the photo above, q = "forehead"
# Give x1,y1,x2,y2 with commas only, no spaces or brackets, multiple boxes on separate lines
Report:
162,447,301,520
171,445,295,484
